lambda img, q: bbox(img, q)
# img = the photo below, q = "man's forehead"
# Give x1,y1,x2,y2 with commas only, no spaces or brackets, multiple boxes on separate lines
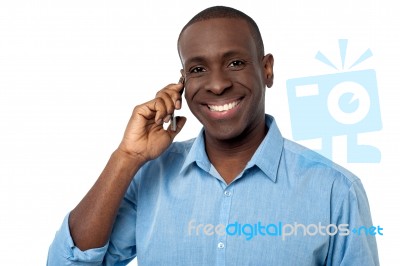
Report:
179,17,250,40
178,18,254,59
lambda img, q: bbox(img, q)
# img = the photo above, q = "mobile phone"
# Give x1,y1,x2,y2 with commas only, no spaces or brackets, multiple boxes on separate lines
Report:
171,76,185,131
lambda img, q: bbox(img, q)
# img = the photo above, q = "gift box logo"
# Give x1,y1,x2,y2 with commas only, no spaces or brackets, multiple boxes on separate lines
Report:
286,39,382,163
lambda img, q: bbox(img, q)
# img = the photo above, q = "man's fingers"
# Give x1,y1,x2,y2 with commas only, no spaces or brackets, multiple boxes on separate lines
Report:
156,82,184,110
152,97,169,124
133,98,167,125
155,91,175,116
132,82,185,129
168,81,184,93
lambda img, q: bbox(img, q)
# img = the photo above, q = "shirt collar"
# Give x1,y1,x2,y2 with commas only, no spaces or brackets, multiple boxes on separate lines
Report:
180,128,211,174
245,115,283,183
180,114,284,183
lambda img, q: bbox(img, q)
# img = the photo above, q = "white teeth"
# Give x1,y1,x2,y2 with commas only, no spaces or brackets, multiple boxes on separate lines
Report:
208,100,240,112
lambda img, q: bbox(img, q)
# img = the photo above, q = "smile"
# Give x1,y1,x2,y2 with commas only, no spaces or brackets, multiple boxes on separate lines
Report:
207,100,240,112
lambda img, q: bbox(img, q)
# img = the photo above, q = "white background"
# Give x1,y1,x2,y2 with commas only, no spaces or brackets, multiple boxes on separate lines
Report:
1,0,398,265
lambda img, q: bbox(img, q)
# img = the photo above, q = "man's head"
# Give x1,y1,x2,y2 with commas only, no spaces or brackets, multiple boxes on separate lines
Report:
178,6,274,142
178,6,265,60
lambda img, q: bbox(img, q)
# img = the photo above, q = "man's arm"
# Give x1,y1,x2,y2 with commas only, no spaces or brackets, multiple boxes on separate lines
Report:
68,149,143,251
52,82,186,252
327,178,379,265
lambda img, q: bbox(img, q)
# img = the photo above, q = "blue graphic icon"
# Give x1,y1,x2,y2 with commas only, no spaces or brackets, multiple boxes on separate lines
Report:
286,39,382,163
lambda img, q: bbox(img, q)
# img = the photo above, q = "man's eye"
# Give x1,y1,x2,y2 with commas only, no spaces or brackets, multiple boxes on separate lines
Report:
190,67,205,73
228,60,244,67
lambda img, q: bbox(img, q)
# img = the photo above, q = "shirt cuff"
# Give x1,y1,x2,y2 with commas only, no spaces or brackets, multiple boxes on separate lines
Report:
47,212,109,265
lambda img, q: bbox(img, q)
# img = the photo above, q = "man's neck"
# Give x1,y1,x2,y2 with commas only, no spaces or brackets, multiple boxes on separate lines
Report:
204,120,267,184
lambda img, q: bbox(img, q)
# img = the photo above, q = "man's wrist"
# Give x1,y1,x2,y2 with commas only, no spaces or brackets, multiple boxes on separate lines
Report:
113,147,147,169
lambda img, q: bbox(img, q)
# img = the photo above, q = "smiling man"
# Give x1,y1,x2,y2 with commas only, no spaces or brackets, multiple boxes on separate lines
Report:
48,6,379,265
178,15,273,184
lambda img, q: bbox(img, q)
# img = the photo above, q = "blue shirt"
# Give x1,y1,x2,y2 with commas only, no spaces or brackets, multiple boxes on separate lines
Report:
47,115,379,265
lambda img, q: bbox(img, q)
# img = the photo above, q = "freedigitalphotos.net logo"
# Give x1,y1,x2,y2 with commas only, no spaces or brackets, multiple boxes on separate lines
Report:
286,39,382,163
187,219,383,241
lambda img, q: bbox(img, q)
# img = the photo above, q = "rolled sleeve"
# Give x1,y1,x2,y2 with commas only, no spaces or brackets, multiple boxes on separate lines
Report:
47,176,138,265
103,183,138,265
47,213,109,266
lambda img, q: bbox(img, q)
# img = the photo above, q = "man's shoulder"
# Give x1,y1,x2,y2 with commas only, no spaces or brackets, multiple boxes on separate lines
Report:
166,138,197,155
281,138,360,186
147,137,197,165
134,138,197,184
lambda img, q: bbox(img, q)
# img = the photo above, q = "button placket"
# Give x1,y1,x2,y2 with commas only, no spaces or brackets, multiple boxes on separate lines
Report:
215,185,234,265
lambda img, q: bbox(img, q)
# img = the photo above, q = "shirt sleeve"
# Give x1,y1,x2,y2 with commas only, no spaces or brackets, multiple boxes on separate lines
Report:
103,181,138,265
46,213,109,265
327,178,380,266
47,176,139,266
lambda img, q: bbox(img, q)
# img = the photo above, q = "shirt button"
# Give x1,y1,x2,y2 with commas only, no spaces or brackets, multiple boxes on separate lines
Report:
217,242,225,249
224,191,231,197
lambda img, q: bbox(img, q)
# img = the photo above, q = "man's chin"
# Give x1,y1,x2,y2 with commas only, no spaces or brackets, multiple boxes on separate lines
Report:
203,124,245,142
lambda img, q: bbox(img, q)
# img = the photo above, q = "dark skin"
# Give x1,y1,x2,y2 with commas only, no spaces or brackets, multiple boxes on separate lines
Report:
179,18,274,183
68,17,273,251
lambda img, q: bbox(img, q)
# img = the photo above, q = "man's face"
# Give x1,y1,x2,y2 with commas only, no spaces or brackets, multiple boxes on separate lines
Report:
178,18,273,141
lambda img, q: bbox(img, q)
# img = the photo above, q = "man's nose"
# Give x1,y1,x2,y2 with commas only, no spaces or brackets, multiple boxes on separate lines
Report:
205,70,233,95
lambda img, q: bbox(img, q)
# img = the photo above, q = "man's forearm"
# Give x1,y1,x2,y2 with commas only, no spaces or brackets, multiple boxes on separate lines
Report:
68,149,144,251
65,81,185,252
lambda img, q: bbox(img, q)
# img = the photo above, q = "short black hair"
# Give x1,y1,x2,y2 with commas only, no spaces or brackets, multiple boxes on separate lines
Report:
178,6,265,59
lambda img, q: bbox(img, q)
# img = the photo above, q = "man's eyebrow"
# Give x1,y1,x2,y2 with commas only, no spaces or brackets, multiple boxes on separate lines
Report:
221,50,244,59
184,50,247,67
183,56,207,68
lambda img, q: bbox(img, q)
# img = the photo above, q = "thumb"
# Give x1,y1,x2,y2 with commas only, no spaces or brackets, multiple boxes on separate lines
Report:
167,116,187,139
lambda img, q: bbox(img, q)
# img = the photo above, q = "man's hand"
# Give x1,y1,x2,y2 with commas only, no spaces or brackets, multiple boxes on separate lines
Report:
118,82,186,164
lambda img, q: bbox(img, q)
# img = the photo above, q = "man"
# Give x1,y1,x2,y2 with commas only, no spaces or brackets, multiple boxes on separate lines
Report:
48,6,379,265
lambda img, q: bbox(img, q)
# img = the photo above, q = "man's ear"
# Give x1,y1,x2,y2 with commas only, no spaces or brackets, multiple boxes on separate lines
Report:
262,54,274,88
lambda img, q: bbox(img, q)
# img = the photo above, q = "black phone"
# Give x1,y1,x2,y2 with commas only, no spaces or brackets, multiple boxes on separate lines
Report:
171,76,185,131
